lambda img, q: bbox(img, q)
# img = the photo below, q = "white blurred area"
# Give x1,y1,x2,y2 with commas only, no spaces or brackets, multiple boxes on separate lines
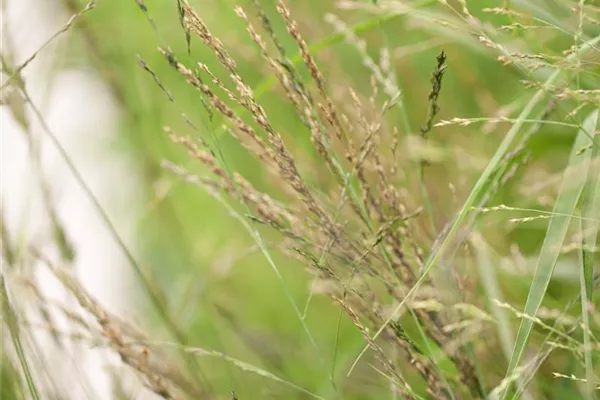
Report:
2,0,147,398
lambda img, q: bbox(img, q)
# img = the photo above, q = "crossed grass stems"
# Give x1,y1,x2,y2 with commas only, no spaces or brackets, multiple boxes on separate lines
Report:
159,1,482,398
3,0,600,399
148,0,596,398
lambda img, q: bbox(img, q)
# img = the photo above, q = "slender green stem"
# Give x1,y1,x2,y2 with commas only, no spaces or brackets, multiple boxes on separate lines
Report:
1,277,40,400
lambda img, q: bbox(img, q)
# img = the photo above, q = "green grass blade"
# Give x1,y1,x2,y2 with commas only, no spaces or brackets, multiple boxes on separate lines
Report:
580,114,600,307
578,216,597,400
501,109,599,400
579,109,600,400
472,234,534,400
471,234,515,363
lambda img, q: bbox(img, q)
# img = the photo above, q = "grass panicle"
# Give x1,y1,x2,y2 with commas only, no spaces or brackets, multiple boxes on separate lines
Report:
2,0,599,399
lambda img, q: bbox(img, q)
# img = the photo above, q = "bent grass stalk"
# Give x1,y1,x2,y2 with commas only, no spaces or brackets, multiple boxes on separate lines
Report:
579,109,600,399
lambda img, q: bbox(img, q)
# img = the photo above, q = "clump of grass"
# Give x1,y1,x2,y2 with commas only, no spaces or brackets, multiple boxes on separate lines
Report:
2,0,600,399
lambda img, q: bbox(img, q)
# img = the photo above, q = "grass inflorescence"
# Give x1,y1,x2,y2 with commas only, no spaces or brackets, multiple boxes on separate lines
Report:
1,0,599,399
